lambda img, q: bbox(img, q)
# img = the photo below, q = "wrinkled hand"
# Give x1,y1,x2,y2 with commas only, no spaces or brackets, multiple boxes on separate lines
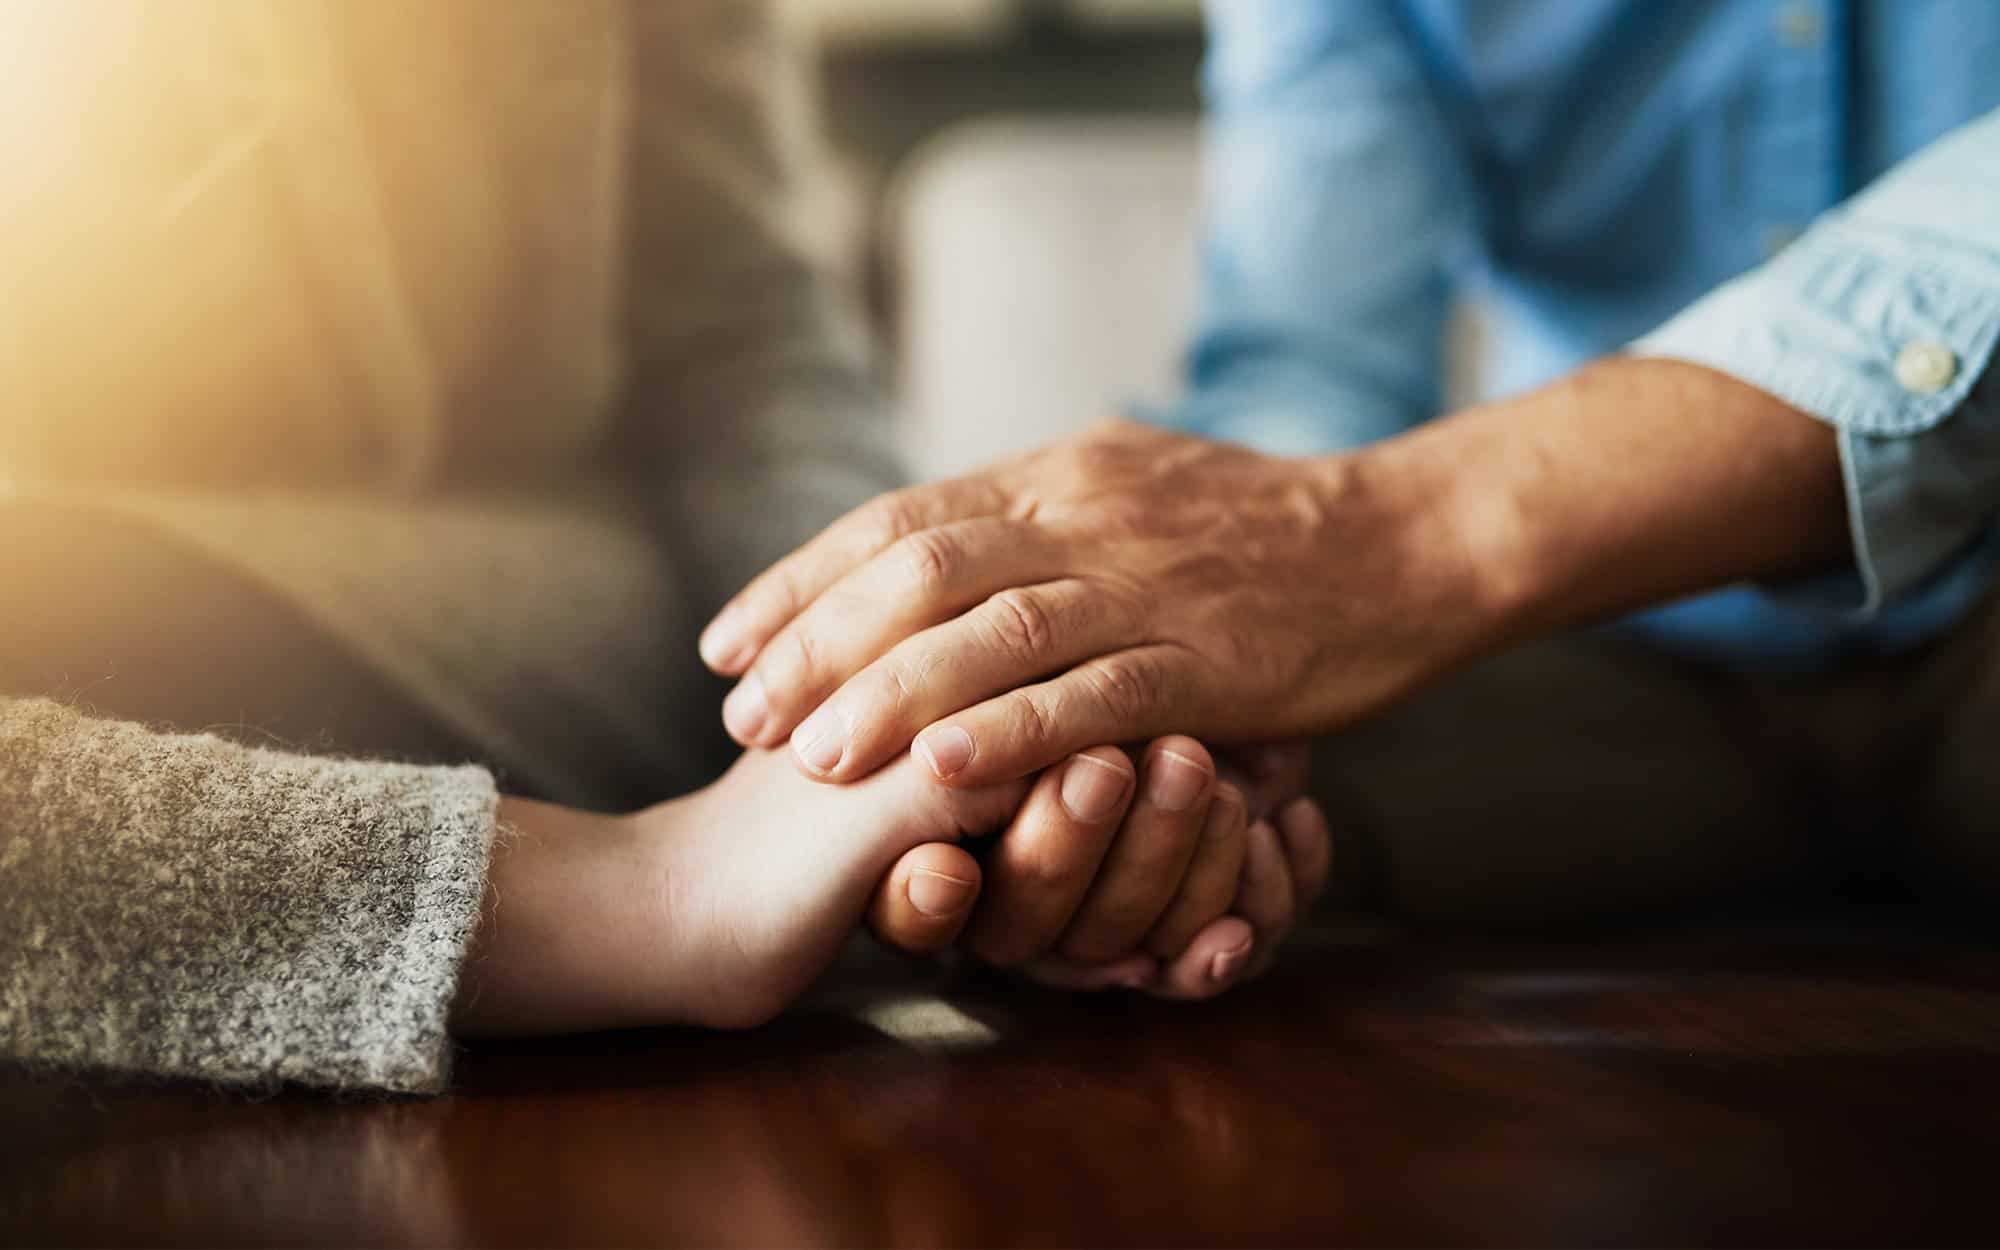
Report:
701,418,1484,789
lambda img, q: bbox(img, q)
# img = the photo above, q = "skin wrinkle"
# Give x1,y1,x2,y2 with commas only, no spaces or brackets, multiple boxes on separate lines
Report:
986,588,1058,666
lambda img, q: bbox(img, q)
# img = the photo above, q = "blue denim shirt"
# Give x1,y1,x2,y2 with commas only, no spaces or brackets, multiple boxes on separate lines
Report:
1157,0,2000,669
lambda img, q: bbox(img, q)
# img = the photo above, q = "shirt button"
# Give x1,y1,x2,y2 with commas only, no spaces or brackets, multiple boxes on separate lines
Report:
1894,341,1958,394
1776,3,1822,47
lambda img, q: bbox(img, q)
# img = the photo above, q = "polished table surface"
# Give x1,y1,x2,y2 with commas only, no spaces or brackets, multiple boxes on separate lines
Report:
7,921,2000,1248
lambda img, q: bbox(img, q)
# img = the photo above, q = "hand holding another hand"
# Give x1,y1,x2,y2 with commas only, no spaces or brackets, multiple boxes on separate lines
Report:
699,417,1491,790
452,737,1329,1035
699,419,1413,993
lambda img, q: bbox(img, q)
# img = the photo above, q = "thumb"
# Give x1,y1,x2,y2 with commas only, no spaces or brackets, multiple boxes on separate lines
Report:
868,842,984,955
855,762,1031,955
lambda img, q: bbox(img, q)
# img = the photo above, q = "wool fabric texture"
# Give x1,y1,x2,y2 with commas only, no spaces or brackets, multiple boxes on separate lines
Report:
0,699,498,1093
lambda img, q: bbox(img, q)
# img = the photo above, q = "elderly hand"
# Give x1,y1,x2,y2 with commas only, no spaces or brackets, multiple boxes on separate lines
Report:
699,417,1495,789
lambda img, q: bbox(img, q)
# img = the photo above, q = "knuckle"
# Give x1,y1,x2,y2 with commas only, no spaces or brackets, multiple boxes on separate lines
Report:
1008,688,1059,748
1002,844,1077,894
983,588,1059,663
1070,441,1121,483
790,627,819,676
993,805,1092,891
868,491,927,545
896,529,959,595
766,567,807,616
768,627,820,689
874,654,924,712
1079,653,1167,722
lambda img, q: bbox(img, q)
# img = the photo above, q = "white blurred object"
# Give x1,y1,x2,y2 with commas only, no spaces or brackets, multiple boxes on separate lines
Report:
890,117,1202,480
888,115,1489,482
854,995,1001,1048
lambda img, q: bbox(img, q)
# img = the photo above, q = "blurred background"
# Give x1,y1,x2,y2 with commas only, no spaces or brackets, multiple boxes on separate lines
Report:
785,0,1482,481
786,0,1209,479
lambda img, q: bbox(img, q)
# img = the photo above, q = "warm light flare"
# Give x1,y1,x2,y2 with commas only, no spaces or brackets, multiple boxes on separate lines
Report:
0,2,330,490
0,2,112,201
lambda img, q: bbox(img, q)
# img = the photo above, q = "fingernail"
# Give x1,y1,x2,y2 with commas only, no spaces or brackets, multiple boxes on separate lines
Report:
722,674,768,740
915,725,975,779
1145,749,1209,812
1209,940,1253,983
792,708,848,775
1061,753,1132,822
906,868,977,918
699,607,745,670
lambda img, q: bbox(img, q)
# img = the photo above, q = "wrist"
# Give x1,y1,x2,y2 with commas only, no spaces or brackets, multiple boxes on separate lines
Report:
1365,355,1846,647
1360,386,1572,650
451,797,661,1036
1312,424,1533,670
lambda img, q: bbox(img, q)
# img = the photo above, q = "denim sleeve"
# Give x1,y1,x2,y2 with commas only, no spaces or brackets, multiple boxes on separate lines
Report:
1634,107,2000,616
1152,0,1476,454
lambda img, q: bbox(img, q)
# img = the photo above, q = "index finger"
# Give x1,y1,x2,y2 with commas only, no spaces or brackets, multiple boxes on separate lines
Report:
697,477,1006,676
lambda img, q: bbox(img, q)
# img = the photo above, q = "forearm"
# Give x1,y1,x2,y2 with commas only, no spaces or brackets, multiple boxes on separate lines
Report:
1622,109,2000,615
1353,120,2000,655
1354,355,1848,653
448,797,660,1038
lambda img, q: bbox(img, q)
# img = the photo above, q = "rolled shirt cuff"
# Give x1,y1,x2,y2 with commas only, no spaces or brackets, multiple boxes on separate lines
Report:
1633,214,2000,618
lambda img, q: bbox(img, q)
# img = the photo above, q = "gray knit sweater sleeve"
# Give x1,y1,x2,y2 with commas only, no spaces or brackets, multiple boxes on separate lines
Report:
0,698,498,1094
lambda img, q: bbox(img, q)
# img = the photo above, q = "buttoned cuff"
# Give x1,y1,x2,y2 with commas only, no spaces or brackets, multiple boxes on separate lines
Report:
1633,214,2000,616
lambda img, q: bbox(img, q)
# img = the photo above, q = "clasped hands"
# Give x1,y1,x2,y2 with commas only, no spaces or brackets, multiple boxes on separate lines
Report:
456,368,1842,1034
454,419,1505,1036
699,417,1484,995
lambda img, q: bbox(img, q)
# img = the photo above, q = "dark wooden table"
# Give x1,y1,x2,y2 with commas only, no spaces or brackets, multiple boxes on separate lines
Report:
7,921,2000,1247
